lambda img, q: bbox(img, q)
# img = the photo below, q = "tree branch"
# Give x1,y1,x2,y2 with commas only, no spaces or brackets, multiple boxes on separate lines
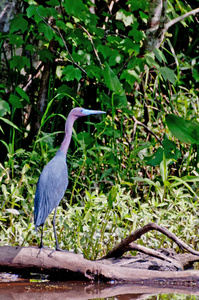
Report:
165,7,199,31
102,222,199,259
132,116,162,144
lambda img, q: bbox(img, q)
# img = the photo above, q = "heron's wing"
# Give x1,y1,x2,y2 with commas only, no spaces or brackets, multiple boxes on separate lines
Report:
34,155,68,227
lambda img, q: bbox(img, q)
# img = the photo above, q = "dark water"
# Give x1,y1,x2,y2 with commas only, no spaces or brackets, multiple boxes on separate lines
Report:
1,280,199,300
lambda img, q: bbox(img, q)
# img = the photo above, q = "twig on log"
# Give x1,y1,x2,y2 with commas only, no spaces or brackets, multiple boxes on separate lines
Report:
102,223,199,259
124,242,182,268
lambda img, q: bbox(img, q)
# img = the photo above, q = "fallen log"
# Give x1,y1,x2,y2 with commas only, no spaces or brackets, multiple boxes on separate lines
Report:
1,223,199,285
1,245,199,287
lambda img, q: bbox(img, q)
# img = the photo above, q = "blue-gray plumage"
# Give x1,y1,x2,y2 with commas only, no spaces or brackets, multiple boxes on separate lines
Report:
34,107,105,250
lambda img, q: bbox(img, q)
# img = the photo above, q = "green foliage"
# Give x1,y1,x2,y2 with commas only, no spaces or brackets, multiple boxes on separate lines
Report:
0,0,199,259
145,135,182,166
166,114,199,144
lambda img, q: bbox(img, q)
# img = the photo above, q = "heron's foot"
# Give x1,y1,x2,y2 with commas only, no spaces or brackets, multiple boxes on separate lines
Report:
37,245,50,256
56,246,69,252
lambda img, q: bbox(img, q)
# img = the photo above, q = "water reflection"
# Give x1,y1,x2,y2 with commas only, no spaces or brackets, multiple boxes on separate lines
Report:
1,281,199,300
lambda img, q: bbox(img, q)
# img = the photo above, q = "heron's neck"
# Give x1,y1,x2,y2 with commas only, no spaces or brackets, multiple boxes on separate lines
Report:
59,115,76,156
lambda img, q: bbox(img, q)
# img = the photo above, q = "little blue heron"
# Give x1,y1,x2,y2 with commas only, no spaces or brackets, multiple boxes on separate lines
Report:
34,107,105,250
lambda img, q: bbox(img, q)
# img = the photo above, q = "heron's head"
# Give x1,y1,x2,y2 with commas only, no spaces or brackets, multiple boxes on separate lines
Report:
71,107,106,118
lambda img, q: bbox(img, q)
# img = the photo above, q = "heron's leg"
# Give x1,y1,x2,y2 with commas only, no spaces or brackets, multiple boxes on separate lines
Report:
52,206,68,252
53,206,60,250
39,225,44,248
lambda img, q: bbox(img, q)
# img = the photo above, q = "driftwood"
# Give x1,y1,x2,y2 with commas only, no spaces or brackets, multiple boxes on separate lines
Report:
1,223,199,286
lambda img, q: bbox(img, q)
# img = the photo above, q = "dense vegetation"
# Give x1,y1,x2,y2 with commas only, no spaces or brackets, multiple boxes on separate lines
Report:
0,0,199,259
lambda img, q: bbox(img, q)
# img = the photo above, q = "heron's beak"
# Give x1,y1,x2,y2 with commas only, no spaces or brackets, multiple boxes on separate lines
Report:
82,109,106,115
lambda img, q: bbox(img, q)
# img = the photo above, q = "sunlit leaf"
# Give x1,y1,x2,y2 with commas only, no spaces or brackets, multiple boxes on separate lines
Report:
6,209,20,215
116,10,135,27
0,101,10,117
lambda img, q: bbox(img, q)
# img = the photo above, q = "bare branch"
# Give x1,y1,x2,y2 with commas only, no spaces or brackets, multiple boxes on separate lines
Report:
78,24,103,68
56,28,87,74
132,116,162,144
165,7,199,31
102,222,199,259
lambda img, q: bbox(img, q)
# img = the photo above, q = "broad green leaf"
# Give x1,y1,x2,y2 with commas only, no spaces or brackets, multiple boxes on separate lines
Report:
166,114,199,144
63,0,87,17
9,94,23,109
193,68,199,82
0,101,10,117
9,35,24,47
10,15,28,33
113,93,128,108
26,4,36,18
26,5,41,23
145,136,181,166
37,5,48,18
128,23,145,43
153,48,167,63
98,45,113,59
56,85,72,99
86,65,102,80
0,84,5,93
46,0,59,5
99,92,111,109
127,0,148,11
56,65,63,79
10,56,30,71
103,62,123,94
120,69,141,85
108,52,123,67
145,53,159,69
62,65,82,81
38,23,54,41
38,49,54,62
159,67,176,85
25,44,35,54
16,87,29,102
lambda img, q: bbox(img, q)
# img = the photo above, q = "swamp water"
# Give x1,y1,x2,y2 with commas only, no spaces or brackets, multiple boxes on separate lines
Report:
1,280,199,300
